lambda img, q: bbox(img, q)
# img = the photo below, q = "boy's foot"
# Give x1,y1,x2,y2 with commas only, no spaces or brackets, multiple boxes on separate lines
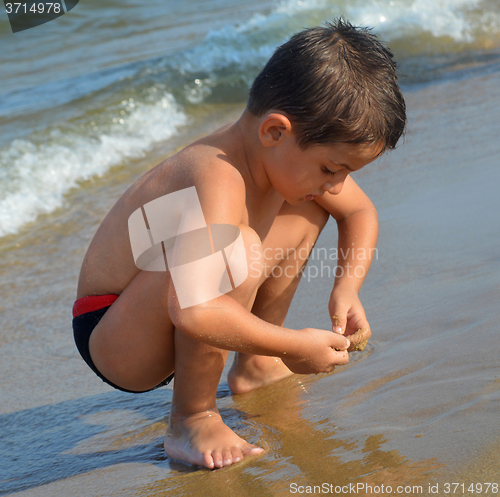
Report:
164,408,264,469
228,355,294,394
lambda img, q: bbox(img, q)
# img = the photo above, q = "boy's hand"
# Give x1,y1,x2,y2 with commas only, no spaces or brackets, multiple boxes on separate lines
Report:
281,328,350,374
329,287,371,352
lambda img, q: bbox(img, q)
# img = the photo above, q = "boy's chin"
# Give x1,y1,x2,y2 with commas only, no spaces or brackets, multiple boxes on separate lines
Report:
284,196,307,206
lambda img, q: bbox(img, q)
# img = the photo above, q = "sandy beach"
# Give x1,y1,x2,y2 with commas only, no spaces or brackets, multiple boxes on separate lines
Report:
1,1,500,495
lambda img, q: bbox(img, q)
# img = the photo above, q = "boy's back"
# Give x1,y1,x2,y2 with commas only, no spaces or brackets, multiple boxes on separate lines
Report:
77,126,256,298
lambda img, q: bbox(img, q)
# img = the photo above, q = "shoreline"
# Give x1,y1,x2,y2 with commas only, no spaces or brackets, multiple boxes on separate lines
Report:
1,68,500,495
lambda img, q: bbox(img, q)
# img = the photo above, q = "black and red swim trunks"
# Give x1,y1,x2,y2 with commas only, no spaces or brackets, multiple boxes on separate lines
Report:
72,294,173,393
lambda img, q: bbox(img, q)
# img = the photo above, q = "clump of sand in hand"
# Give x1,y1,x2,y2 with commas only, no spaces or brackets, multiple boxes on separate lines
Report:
347,328,370,352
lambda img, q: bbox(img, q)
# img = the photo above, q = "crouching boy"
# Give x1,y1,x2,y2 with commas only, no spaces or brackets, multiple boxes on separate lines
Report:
72,19,406,469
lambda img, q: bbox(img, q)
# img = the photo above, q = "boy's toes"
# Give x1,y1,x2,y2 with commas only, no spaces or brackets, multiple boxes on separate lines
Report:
204,445,261,469
203,451,216,469
222,448,234,466
232,447,243,463
242,444,265,456
211,449,224,468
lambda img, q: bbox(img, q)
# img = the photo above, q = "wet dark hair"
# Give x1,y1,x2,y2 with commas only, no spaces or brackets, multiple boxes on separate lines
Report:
247,19,406,151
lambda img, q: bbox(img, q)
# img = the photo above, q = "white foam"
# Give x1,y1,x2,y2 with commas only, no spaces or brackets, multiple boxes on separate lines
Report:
268,0,498,43
174,0,499,101
0,94,188,237
346,0,488,43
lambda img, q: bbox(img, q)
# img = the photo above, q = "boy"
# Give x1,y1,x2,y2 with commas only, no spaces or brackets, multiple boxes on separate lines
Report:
73,19,406,470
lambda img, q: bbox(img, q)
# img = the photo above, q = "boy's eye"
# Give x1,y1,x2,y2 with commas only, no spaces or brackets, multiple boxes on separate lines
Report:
322,166,336,177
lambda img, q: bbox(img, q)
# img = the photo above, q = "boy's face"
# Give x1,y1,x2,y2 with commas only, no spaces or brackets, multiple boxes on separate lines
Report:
267,135,383,205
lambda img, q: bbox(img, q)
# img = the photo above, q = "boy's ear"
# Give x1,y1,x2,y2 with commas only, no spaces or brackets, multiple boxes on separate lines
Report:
259,113,293,147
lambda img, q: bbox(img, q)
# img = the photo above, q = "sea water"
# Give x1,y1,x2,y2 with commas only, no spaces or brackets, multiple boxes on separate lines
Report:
1,0,500,495
1,0,499,239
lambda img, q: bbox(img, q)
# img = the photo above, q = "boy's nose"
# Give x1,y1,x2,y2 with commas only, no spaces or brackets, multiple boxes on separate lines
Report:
322,174,347,195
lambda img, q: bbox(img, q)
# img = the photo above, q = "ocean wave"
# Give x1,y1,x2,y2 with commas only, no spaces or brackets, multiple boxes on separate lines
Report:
150,0,500,104
1,0,499,237
341,0,499,43
0,94,187,237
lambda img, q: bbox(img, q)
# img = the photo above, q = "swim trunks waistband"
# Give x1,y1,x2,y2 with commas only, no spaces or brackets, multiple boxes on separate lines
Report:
72,294,119,318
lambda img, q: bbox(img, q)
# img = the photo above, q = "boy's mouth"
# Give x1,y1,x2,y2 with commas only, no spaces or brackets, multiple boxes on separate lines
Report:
305,194,317,201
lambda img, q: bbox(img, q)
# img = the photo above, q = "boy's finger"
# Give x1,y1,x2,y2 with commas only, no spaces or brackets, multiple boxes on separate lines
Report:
344,311,369,335
353,315,369,333
330,349,349,365
331,333,350,350
331,312,347,334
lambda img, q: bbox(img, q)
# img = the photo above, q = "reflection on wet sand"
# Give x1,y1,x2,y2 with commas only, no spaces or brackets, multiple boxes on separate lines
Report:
137,373,443,497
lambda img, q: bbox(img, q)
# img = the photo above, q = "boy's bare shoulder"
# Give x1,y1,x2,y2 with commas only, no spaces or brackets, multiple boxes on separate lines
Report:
160,136,248,224
124,132,245,206
178,139,245,185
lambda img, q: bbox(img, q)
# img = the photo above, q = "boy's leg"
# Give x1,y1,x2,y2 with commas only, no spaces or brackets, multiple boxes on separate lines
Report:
87,203,327,468
87,226,265,469
164,331,264,469
164,224,267,469
228,200,329,394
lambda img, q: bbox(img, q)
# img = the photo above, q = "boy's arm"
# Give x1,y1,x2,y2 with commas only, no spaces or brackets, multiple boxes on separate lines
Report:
169,291,349,374
314,176,378,347
166,163,350,374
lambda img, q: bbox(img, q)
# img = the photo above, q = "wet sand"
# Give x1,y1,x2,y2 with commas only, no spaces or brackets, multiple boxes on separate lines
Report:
1,70,500,496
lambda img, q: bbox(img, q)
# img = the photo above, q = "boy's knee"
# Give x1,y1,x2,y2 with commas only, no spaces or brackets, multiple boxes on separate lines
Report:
219,225,263,305
289,200,329,249
316,203,330,230
238,224,264,282
303,201,329,241
238,224,262,250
